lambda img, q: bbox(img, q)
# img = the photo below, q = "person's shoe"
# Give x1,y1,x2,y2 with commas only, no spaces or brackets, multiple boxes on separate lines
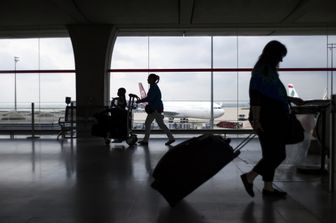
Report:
262,189,287,198
240,174,255,197
165,139,175,146
138,140,148,146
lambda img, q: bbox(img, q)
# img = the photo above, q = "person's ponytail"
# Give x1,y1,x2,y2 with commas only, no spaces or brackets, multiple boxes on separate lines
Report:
149,73,160,83
155,75,160,83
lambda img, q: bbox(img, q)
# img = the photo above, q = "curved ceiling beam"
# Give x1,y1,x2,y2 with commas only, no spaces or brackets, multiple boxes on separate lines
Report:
280,0,311,24
71,0,93,23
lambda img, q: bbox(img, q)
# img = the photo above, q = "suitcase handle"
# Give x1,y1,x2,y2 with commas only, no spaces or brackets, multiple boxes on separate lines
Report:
233,134,256,152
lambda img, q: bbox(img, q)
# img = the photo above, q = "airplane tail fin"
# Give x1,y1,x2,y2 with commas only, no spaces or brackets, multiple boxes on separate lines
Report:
288,83,329,100
287,83,299,98
322,88,328,100
138,83,147,99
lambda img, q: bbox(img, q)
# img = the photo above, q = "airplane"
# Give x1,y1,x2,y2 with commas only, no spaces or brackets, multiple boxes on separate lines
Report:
287,83,299,98
287,83,328,100
137,83,225,120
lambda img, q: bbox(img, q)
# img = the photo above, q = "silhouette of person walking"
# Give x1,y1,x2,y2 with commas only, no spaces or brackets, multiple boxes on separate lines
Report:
241,40,304,198
136,73,175,146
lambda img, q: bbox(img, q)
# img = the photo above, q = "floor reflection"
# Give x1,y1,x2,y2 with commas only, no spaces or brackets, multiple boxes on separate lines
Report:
0,138,334,223
157,201,207,223
75,143,112,223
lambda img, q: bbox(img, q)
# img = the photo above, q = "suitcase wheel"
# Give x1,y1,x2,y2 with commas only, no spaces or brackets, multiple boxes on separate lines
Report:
126,134,137,146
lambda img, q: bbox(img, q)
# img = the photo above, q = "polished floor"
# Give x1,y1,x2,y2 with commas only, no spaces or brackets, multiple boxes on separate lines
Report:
0,135,335,223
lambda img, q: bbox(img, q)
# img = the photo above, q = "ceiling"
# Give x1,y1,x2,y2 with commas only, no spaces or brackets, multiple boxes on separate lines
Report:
1,0,336,38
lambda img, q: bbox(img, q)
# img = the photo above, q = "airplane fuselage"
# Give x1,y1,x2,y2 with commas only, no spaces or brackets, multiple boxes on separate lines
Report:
163,101,224,119
138,83,224,120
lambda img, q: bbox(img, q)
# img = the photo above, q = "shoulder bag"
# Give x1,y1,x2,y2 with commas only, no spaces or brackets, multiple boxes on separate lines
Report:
285,104,304,145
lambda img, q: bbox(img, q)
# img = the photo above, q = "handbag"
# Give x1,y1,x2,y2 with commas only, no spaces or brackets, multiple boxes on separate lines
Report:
145,104,154,114
285,104,304,144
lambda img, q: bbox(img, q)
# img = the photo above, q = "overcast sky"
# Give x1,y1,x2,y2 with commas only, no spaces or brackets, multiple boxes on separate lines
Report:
111,35,336,102
0,35,336,107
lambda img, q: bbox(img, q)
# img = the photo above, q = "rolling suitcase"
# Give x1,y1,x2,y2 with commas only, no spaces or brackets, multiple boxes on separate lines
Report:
151,133,255,207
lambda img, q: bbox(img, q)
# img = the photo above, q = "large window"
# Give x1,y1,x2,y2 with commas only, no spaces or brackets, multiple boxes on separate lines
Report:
0,38,75,108
0,35,335,131
0,38,75,125
111,35,336,130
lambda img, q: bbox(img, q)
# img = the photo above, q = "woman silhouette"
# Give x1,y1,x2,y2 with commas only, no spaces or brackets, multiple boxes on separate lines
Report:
136,73,175,146
241,40,304,198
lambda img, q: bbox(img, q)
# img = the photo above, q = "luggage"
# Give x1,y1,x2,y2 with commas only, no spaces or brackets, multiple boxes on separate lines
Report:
107,109,128,139
91,94,139,146
91,109,128,139
151,134,255,207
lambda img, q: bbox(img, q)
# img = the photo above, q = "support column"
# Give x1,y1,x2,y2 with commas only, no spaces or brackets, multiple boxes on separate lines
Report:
67,24,117,137
330,95,336,192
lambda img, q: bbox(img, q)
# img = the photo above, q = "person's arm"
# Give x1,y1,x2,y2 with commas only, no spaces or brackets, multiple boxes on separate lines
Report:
136,93,149,103
136,85,157,104
287,96,304,106
249,90,264,133
136,97,146,103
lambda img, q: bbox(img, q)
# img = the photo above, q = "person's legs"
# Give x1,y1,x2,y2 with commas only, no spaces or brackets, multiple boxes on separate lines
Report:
154,112,174,140
142,113,155,142
241,133,286,197
252,134,286,184
154,112,175,144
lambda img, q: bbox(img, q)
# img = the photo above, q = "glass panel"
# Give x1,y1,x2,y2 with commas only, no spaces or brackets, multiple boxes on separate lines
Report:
213,37,246,129
0,39,39,70
0,74,14,109
213,37,238,68
39,38,75,69
110,72,147,98
0,38,75,105
149,36,211,68
111,37,149,69
280,71,328,100
238,36,327,68
111,72,212,130
0,38,75,133
111,35,334,131
39,73,75,105
327,35,336,96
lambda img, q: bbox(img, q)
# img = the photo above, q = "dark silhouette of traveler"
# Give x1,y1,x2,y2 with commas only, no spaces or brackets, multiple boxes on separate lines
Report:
240,40,304,198
108,87,127,143
136,73,175,146
111,87,127,110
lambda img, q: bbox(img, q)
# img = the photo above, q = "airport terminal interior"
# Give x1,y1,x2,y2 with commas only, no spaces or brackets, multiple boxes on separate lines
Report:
1,1,336,223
